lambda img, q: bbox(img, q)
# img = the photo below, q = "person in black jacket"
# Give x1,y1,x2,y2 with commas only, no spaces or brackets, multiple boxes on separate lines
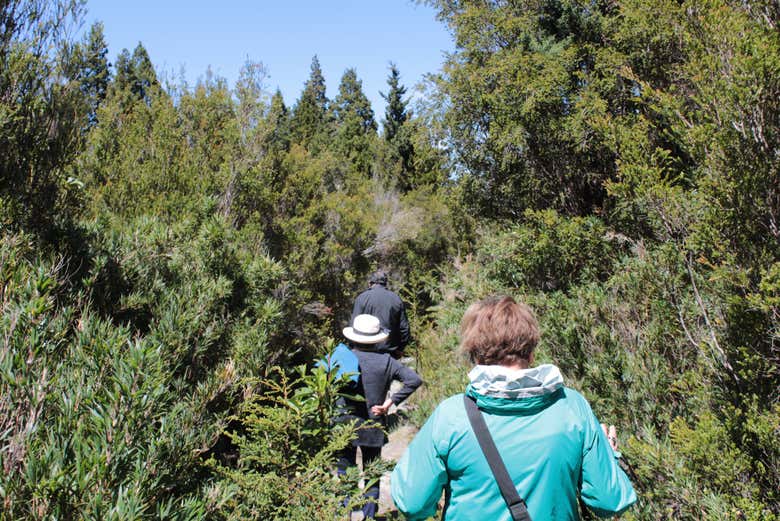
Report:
336,314,422,519
351,271,411,357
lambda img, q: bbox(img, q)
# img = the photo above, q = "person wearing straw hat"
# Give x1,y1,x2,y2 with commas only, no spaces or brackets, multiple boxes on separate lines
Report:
336,314,423,520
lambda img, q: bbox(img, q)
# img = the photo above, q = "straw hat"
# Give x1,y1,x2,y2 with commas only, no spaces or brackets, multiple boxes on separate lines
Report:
343,314,389,345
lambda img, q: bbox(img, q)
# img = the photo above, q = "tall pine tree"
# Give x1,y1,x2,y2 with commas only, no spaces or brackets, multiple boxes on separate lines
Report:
332,68,377,175
111,42,159,108
77,22,110,128
380,64,415,190
265,89,291,157
381,63,408,141
290,55,330,149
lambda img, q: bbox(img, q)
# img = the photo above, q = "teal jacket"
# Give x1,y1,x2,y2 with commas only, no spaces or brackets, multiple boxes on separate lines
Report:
391,365,636,520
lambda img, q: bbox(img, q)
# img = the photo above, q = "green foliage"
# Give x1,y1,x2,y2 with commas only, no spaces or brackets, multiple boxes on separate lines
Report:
331,68,377,176
419,3,780,516
381,63,408,142
111,43,160,109
74,21,110,128
82,81,192,217
479,209,625,292
415,227,778,519
0,233,216,519
179,71,239,182
209,365,368,520
0,0,89,235
0,216,294,518
289,55,331,151
428,0,622,217
380,64,417,191
376,64,450,193
4,0,778,518
234,60,271,141
84,213,287,376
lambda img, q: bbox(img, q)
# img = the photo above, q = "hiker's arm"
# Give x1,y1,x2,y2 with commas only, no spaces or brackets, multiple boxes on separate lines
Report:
389,360,422,405
391,406,447,520
580,403,637,517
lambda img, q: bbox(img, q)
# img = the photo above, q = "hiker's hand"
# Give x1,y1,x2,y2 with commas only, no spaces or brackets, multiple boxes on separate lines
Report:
371,399,393,416
601,423,618,451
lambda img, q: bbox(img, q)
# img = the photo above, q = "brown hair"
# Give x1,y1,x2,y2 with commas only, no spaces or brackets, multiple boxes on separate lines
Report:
460,296,540,366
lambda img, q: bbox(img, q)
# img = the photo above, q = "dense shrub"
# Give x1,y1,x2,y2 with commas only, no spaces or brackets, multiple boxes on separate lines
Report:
414,230,779,520
479,209,626,292
209,365,373,520
0,211,297,518
0,233,215,518
4,0,778,518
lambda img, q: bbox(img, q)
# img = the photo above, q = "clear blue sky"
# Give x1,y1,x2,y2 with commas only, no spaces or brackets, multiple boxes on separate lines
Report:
81,0,453,118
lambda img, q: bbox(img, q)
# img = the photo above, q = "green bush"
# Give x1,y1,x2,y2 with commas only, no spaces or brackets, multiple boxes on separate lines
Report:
480,209,626,292
0,233,215,519
209,365,374,520
411,228,778,520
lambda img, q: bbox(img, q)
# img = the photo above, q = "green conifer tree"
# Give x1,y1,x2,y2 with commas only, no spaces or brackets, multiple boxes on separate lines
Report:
265,89,291,156
129,43,159,105
290,55,330,149
78,22,110,127
381,63,408,141
332,68,377,175
112,49,132,91
380,64,416,190
110,42,159,108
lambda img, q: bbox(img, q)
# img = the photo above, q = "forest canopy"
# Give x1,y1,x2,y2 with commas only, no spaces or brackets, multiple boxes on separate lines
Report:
0,0,777,519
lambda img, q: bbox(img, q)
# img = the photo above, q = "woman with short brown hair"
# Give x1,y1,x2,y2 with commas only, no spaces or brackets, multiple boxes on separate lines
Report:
391,296,636,520
460,296,540,367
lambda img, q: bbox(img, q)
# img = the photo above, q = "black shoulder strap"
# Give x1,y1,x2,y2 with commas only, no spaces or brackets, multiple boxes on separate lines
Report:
464,394,532,521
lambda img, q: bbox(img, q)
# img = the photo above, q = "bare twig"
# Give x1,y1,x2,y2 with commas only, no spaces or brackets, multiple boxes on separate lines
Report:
685,251,738,382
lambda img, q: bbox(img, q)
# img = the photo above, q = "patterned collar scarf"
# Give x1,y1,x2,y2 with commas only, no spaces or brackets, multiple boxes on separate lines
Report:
468,364,564,399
